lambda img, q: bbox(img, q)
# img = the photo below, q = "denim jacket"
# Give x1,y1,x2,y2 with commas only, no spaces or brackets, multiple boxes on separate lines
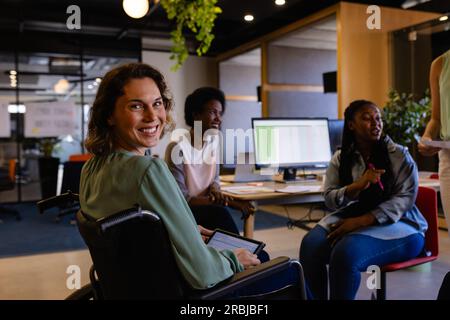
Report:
319,136,428,240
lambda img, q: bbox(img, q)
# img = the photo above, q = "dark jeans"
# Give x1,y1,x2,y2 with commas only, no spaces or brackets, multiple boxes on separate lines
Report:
299,225,425,300
191,204,240,234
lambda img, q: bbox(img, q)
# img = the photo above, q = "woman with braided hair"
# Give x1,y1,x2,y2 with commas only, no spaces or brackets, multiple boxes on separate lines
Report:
299,100,427,300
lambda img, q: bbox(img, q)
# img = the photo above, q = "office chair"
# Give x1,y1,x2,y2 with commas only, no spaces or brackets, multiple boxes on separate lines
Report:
37,190,79,219
68,153,92,162
37,160,85,223
56,161,85,222
0,159,21,221
53,154,91,220
376,186,439,300
67,203,307,300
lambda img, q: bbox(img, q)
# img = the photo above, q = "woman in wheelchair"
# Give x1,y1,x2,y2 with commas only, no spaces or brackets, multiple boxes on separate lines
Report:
80,62,271,292
299,100,427,300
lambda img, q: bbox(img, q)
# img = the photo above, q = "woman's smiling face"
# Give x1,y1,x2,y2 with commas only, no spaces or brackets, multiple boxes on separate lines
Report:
108,77,166,155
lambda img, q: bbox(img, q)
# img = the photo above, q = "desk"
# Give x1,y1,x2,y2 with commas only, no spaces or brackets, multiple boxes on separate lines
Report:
220,174,441,239
220,175,323,238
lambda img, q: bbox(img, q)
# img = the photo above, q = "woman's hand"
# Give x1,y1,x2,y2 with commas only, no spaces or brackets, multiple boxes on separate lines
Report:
229,200,256,219
357,167,385,190
209,184,232,206
233,248,261,269
418,136,441,156
198,225,214,243
327,213,376,247
346,167,385,200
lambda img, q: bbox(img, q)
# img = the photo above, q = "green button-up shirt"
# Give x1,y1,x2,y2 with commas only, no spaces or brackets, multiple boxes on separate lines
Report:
80,150,243,289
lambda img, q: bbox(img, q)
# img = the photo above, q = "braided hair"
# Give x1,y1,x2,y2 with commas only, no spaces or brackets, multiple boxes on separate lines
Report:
338,100,394,199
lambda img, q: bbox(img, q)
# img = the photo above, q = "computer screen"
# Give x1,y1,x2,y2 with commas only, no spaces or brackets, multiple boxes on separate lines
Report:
328,119,344,154
252,118,332,179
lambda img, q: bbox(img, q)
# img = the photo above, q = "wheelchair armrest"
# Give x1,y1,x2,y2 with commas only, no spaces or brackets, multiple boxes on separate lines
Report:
65,283,95,300
193,256,299,300
37,191,80,214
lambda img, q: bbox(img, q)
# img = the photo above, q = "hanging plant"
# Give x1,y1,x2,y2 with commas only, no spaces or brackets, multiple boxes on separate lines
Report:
160,0,222,71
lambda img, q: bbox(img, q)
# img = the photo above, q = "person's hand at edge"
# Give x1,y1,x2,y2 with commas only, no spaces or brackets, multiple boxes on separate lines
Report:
233,248,260,269
198,225,214,243
418,136,441,156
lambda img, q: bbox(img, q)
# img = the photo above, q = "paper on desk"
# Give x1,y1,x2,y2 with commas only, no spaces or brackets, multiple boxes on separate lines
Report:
221,185,275,195
276,185,322,193
420,139,450,149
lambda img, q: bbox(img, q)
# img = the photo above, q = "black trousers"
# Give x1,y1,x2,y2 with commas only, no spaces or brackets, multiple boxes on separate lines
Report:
190,204,240,234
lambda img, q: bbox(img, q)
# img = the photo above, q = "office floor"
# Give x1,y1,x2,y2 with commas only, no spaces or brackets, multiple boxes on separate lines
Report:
0,204,449,300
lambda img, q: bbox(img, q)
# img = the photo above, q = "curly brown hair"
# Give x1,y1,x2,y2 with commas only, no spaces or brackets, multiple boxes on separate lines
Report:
84,63,175,156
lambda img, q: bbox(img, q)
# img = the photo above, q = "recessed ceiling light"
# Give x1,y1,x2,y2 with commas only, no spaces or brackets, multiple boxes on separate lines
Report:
54,79,70,94
8,104,25,113
244,14,254,22
401,0,431,9
439,16,449,22
122,0,149,19
88,84,94,90
95,77,102,83
275,0,286,5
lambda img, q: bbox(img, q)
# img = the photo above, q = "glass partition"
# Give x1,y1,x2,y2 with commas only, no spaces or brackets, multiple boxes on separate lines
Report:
218,47,262,168
0,50,138,203
390,14,450,172
266,14,337,118
391,15,450,96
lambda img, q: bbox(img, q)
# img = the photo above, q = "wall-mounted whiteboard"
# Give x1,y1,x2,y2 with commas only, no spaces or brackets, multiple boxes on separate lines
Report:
25,100,77,137
0,104,11,138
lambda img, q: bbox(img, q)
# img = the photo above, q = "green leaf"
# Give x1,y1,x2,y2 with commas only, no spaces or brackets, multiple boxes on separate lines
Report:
382,89,431,147
160,0,221,71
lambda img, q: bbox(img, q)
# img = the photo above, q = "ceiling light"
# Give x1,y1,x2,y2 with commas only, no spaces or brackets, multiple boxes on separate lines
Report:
275,0,286,5
439,16,449,22
95,77,102,83
244,14,254,22
9,70,17,75
10,83,17,88
54,79,70,94
88,84,94,90
401,0,431,9
8,104,26,113
63,135,74,143
9,75,16,80
122,0,149,19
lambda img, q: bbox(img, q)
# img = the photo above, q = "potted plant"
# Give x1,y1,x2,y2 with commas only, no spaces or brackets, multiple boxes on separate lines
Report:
38,138,61,199
382,89,434,170
160,0,222,71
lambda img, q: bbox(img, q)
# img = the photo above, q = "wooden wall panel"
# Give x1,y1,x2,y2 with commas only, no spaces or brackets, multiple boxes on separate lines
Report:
338,2,439,117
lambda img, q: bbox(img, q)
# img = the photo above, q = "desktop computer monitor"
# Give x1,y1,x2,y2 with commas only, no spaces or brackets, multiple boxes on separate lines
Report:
328,119,344,154
252,118,332,181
